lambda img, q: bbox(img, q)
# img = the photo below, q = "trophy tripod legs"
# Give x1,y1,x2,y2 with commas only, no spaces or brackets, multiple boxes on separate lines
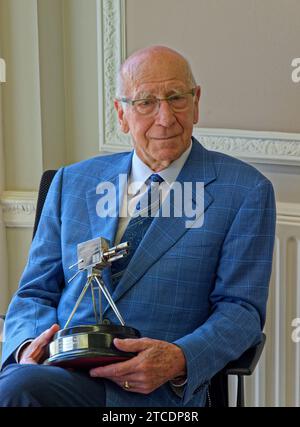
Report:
64,276,93,329
93,276,125,326
63,271,125,329
91,283,99,324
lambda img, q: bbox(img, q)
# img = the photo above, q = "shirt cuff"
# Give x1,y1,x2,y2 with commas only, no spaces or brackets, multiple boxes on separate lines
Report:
14,339,33,363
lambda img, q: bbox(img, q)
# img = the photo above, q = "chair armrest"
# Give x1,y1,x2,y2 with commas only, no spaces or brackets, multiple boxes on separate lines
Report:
223,333,266,376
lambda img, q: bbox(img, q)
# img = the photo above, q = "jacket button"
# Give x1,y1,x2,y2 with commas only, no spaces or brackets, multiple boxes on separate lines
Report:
102,318,111,325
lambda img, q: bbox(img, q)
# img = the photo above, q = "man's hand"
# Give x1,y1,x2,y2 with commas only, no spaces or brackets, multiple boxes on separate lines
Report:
19,324,60,364
89,337,186,394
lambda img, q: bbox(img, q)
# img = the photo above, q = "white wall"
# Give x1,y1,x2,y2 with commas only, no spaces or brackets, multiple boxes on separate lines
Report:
0,0,103,304
63,0,101,165
126,0,300,206
126,0,300,134
0,69,8,313
0,0,43,191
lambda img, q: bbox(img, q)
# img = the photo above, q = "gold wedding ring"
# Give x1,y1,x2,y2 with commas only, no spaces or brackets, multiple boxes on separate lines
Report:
123,381,130,390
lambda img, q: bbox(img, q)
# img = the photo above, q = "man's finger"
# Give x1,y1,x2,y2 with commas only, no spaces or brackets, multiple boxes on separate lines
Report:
89,354,141,378
36,324,60,347
113,337,151,352
89,338,153,377
20,324,60,364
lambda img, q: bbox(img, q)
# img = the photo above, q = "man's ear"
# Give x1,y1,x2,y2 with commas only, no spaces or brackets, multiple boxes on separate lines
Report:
193,86,201,124
114,100,130,133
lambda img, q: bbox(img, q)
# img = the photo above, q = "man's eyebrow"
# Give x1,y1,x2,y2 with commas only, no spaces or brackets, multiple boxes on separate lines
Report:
165,88,185,96
134,91,155,99
134,88,186,99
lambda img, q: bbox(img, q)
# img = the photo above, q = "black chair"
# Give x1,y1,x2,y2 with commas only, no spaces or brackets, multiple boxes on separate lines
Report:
209,333,266,406
2,169,266,407
32,170,58,239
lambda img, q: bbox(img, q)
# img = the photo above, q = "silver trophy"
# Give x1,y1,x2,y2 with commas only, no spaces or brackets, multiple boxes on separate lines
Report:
45,237,140,369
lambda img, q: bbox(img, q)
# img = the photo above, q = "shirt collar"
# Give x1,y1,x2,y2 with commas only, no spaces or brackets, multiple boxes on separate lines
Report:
129,140,192,195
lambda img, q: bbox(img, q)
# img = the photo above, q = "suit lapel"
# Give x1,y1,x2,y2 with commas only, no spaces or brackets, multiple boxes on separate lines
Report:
106,139,217,310
85,152,133,244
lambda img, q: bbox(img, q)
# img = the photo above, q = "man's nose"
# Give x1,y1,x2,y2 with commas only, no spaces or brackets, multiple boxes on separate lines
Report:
155,100,177,127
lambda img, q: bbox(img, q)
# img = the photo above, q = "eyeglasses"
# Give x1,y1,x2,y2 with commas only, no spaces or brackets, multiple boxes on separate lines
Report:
118,88,196,116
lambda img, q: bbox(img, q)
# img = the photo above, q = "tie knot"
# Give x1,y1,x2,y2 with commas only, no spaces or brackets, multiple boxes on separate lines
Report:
148,174,164,184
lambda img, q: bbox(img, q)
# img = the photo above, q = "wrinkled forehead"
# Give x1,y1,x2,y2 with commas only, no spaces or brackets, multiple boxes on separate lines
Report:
122,53,191,96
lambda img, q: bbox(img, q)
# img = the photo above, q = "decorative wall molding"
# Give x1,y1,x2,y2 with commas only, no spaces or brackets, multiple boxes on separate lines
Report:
194,128,300,167
1,191,37,228
98,0,300,165
276,201,300,227
97,0,127,152
1,192,299,229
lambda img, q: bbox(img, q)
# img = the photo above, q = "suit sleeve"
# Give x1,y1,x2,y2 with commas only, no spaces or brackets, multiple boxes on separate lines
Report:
1,168,65,369
174,178,276,405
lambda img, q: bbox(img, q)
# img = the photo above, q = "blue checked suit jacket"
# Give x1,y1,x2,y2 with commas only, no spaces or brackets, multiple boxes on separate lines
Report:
2,138,276,407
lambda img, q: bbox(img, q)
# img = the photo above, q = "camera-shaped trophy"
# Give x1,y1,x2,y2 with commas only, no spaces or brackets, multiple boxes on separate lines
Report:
45,237,140,369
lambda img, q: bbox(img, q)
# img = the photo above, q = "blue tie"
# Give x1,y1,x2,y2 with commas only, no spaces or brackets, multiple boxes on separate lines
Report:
111,174,164,287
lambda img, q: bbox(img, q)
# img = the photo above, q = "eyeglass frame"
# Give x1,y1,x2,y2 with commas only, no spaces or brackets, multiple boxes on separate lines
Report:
116,87,197,115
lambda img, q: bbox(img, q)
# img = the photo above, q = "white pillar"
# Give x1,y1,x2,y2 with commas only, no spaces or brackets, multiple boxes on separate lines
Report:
0,62,9,313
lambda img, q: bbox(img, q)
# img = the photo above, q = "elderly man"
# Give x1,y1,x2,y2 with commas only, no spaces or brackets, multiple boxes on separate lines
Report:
0,46,276,407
